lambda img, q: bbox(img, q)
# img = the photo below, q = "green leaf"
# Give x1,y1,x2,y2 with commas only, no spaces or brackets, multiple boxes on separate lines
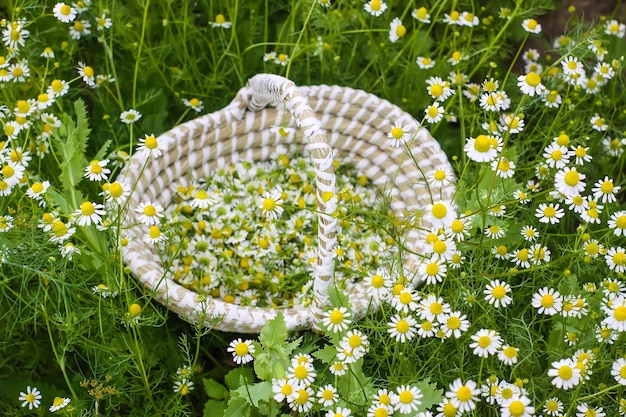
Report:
203,399,227,417
253,351,273,381
92,139,112,161
53,99,91,199
204,378,229,400
224,394,251,417
234,381,273,407
259,312,287,349
415,379,444,413
224,367,255,390
328,285,350,309
311,344,337,364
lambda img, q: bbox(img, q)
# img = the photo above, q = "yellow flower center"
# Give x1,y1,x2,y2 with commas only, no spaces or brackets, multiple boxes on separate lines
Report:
2,165,14,178
281,383,293,396
149,225,161,238
81,201,95,215
396,25,407,37
215,14,226,24
428,106,440,118
558,365,572,379
31,182,44,193
371,274,384,288
616,215,626,229
601,181,614,194
399,291,413,305
543,206,556,218
526,19,538,30
478,335,491,348
614,252,625,266
371,0,381,11
329,309,344,324
541,294,555,308
426,262,439,276
443,402,457,417
12,66,23,77
262,198,276,211
396,319,410,333
416,7,428,19
128,303,141,317
492,286,506,299
430,84,443,97
498,159,510,171
295,389,309,405
503,346,517,358
74,21,84,31
431,203,447,219
509,400,525,417
564,170,579,186
143,205,157,216
348,334,361,348
61,4,72,15
89,161,103,174
51,79,63,92
189,98,200,107
294,365,308,379
391,127,404,139
109,182,124,198
447,316,460,329
16,100,30,114
474,135,491,152
614,305,626,322
457,386,471,401
525,72,541,87
399,390,413,404
145,135,158,149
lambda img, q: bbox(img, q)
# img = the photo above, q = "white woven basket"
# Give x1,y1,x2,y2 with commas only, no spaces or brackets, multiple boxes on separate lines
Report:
116,74,454,333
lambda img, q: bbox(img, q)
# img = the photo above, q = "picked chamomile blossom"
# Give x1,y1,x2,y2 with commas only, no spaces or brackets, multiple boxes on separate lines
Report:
160,151,391,307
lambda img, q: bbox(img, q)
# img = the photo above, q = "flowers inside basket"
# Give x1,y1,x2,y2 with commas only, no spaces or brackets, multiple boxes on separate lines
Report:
116,74,455,333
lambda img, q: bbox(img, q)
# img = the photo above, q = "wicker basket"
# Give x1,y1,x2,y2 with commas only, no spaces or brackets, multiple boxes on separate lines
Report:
116,74,454,333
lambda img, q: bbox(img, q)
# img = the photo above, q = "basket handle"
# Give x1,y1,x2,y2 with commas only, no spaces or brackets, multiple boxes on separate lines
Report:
244,74,338,322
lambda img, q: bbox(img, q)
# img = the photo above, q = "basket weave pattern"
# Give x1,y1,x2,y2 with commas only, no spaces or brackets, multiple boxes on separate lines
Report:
117,74,454,333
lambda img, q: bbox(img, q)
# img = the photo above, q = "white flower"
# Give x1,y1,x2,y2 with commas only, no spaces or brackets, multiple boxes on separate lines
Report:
227,338,255,364
592,176,620,203
605,247,626,273
387,122,412,147
498,345,519,365
423,200,457,230
606,19,626,37
259,189,284,219
608,211,626,236
517,72,546,96
389,17,407,43
137,134,170,158
532,287,562,315
501,395,534,417
416,56,435,69
469,329,502,358
387,314,417,343
53,3,77,22
554,167,586,197
522,18,541,33
182,98,204,112
464,134,499,162
316,384,338,406
210,14,231,28
446,378,479,413
611,357,626,385
535,203,564,224
603,296,626,332
321,307,352,333
19,386,42,410
74,201,106,226
135,201,164,225
84,159,111,181
484,279,512,308
393,385,423,415
364,0,387,17
120,109,142,124
77,62,95,87
412,7,430,23
548,358,582,389
424,102,445,123
191,189,216,209
590,114,608,131
49,397,71,412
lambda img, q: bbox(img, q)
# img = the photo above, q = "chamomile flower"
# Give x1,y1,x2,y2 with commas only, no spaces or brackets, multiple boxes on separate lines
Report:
364,0,387,17
191,189,216,209
548,358,582,389
77,62,95,87
259,190,284,219
288,386,314,413
1,161,25,187
210,14,231,28
464,134,499,162
418,294,451,321
424,101,445,124
498,345,520,365
535,203,565,224
446,217,472,241
321,307,351,333
326,406,352,417
329,361,346,376
469,329,502,358
96,13,112,30
426,76,454,102
543,397,564,416
173,380,194,395
412,7,430,23
393,385,423,415
522,18,542,33
47,79,70,98
26,181,51,203
604,296,626,331
438,311,470,338
501,395,534,417
227,338,255,364
492,157,515,178
499,113,525,134
272,378,296,403
120,109,142,124
417,258,447,285
543,143,570,168
387,122,412,147
287,361,316,386
137,134,170,158
49,397,71,412
84,159,110,181
391,287,420,312
389,18,407,43
608,211,626,236
590,114,608,131
182,98,204,112
365,270,391,301
423,200,457,229
316,384,338,406
367,402,393,417
520,225,538,242
69,19,91,39
102,181,131,204
416,56,435,69
19,386,42,410
518,72,546,96
135,201,164,226
443,10,462,25
446,378,480,412
542,89,562,108
387,314,417,343
592,176,620,203
611,358,626,385
605,247,626,273
605,19,626,37
532,287,563,316
3,20,29,50
554,167,586,197
484,279,512,308
74,201,105,226
143,225,166,244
